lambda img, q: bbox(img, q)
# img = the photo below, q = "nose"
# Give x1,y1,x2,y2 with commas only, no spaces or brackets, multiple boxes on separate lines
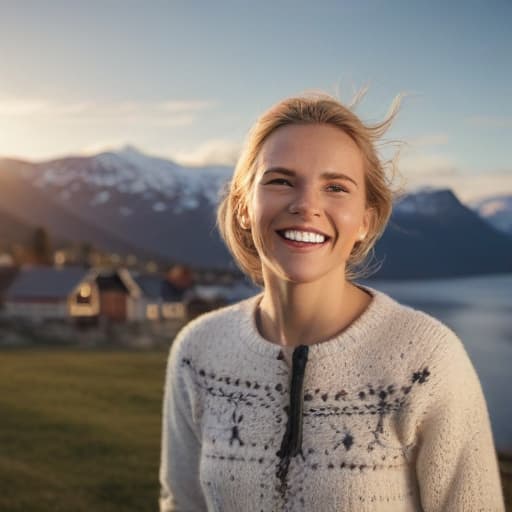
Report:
287,185,321,218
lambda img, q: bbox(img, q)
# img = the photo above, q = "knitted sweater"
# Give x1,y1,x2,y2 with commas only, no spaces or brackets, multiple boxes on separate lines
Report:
159,285,505,511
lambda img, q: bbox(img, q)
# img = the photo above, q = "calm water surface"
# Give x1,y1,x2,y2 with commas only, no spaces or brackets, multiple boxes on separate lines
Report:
364,274,512,451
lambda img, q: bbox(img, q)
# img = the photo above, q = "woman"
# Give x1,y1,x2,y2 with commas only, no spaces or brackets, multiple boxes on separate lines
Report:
159,93,505,511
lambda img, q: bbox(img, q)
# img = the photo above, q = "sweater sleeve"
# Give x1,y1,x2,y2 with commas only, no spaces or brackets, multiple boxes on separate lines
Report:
159,329,208,512
415,332,505,511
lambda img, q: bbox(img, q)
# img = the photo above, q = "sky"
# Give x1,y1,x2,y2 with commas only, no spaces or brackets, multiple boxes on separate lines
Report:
0,0,511,201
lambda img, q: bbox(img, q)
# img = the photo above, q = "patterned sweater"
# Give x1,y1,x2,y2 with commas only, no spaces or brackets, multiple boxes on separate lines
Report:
159,285,505,511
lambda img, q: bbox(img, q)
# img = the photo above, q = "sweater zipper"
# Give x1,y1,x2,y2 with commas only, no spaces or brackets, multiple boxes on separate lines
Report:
276,344,309,494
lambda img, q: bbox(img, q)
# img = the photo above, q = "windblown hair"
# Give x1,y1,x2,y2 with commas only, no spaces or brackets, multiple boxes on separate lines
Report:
217,90,404,286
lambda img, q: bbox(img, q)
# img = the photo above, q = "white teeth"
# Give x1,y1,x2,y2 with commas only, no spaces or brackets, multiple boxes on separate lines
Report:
283,230,326,244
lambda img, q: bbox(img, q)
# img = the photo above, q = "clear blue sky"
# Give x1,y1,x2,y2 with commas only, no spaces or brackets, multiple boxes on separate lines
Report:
0,0,510,200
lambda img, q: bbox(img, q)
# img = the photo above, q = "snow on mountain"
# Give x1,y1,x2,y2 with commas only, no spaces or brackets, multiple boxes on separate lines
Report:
394,187,464,216
30,145,233,215
375,187,512,279
2,148,512,276
9,145,235,267
469,195,512,236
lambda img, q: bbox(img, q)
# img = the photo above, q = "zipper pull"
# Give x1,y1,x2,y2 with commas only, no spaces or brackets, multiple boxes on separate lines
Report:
277,344,309,460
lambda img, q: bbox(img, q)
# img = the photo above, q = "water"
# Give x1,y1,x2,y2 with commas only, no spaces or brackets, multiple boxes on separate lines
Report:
363,274,512,452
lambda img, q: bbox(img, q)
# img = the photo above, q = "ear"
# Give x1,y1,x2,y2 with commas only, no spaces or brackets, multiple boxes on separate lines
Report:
238,206,251,231
359,207,373,241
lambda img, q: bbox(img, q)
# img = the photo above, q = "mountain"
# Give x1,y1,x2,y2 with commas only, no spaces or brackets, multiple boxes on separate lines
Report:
0,146,233,267
371,188,512,279
0,155,165,262
469,195,512,237
0,205,37,245
1,148,512,278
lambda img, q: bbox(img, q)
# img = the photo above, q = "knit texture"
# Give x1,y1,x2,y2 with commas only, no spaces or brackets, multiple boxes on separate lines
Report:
159,285,505,511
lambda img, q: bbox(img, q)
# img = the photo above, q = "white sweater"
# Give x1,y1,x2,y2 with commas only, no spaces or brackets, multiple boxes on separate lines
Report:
159,285,505,511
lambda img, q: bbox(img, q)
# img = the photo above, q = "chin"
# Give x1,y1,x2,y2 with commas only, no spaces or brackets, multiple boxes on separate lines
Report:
273,265,341,285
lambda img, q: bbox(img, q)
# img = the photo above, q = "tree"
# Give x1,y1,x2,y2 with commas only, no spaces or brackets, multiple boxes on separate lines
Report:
31,226,53,265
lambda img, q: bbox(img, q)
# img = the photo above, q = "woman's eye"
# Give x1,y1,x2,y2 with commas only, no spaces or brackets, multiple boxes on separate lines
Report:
267,178,292,186
326,184,348,193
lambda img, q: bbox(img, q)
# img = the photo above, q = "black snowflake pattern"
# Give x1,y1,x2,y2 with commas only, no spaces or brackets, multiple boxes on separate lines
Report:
180,357,432,508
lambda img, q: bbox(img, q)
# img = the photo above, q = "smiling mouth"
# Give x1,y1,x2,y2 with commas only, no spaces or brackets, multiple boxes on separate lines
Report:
276,229,331,245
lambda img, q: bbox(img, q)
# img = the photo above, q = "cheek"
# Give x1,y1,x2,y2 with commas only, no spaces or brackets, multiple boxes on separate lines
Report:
335,210,364,233
250,190,275,227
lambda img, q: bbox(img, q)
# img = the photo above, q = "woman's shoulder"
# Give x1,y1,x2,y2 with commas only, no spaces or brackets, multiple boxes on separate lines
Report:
370,286,471,362
169,294,260,361
361,287,478,395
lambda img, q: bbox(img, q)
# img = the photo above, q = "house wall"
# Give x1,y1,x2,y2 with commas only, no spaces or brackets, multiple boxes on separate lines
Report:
130,299,185,321
69,281,100,318
137,298,159,321
100,291,127,322
5,301,68,321
125,296,140,322
162,302,185,320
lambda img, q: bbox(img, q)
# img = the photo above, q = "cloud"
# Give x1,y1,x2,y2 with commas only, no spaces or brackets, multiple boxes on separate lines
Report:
397,149,512,202
0,98,50,115
161,100,215,113
465,116,512,129
403,169,512,201
0,95,215,126
408,133,450,147
400,152,459,177
479,199,509,216
171,139,242,166
77,140,134,155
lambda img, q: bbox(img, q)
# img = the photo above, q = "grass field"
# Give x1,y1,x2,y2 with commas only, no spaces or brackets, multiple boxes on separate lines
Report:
0,348,168,512
0,347,510,511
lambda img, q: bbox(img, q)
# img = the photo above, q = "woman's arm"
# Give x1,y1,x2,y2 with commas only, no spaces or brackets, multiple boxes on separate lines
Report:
416,333,505,511
159,332,207,512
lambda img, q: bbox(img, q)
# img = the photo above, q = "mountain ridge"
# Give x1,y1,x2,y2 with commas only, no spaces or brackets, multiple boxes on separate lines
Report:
1,147,511,277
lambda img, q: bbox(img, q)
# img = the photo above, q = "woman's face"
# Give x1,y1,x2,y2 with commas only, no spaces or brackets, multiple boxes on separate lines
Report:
246,123,371,286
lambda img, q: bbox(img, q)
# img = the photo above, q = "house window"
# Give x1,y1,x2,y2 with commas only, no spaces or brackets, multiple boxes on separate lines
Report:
146,304,159,320
162,303,185,319
77,283,92,304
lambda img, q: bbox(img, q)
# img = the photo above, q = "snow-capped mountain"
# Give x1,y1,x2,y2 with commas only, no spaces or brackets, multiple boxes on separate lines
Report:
0,146,234,267
31,144,232,214
469,195,512,237
373,188,512,279
1,146,512,277
394,187,465,216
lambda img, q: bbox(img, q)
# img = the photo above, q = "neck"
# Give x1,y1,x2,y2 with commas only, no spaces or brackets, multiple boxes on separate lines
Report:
257,272,371,348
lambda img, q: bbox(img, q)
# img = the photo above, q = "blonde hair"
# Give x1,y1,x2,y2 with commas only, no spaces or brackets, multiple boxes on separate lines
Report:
217,90,403,286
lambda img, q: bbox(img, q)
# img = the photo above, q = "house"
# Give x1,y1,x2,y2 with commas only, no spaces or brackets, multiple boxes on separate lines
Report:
95,267,141,322
130,271,186,321
183,280,259,319
95,268,188,322
3,265,100,323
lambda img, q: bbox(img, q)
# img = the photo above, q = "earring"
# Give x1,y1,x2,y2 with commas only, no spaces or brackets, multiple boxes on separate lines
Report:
239,214,250,230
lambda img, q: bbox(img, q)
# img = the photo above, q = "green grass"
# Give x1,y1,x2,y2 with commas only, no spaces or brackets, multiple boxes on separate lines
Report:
1,347,510,511
0,347,168,512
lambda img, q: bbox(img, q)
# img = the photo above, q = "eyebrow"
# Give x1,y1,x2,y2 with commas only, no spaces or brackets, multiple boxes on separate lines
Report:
262,167,359,188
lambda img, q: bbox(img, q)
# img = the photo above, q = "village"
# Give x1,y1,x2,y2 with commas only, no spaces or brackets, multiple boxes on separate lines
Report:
0,248,258,348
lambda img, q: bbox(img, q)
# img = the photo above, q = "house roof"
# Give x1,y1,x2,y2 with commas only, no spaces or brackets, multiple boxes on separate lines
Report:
5,265,96,300
96,273,129,292
94,267,142,297
131,273,184,301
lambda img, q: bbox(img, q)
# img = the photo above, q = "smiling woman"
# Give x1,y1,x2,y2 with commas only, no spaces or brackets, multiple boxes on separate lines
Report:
248,124,370,287
159,93,505,511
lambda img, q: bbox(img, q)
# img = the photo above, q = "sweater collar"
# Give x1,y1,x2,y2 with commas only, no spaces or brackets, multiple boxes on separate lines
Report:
237,284,395,362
